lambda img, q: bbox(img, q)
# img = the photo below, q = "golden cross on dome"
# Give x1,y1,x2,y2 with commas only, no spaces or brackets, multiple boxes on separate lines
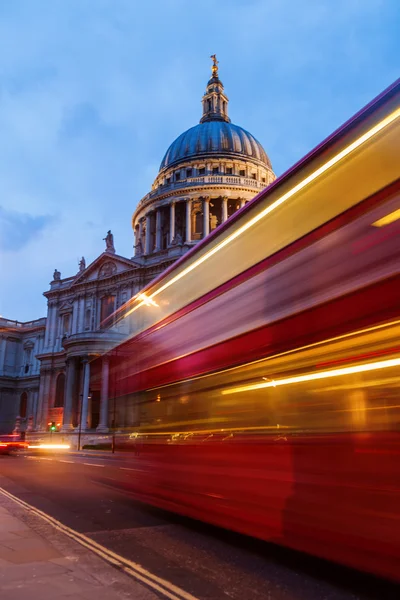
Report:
210,54,219,77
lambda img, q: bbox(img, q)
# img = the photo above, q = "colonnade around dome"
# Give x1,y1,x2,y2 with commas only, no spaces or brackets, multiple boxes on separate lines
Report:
133,157,275,260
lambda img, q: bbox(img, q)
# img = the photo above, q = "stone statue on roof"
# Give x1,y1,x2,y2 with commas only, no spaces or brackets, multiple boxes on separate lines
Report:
79,257,86,272
53,269,61,281
103,230,115,254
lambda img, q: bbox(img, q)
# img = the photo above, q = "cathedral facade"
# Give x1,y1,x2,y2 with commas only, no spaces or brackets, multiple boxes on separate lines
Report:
0,59,275,439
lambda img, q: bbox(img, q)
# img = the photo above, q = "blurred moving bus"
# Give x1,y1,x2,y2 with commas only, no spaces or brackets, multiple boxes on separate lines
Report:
99,79,400,581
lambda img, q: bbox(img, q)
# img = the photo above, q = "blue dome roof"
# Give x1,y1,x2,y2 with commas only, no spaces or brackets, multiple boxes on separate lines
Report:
159,121,271,171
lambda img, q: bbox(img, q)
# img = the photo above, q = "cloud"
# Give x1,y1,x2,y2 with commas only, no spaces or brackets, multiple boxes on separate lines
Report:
0,206,54,251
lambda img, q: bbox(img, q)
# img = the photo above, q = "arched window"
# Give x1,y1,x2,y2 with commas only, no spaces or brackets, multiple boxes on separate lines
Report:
54,373,65,408
20,392,27,418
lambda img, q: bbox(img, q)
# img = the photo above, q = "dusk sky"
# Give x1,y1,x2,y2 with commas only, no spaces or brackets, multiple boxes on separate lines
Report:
0,0,399,321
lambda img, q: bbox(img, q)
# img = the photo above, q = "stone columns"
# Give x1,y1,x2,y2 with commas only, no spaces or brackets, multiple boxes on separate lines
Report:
61,358,76,431
185,199,192,243
222,196,228,222
46,303,58,350
145,213,152,255
27,390,38,431
155,209,162,251
44,305,52,348
44,304,54,349
0,336,6,375
97,357,109,432
203,197,210,238
78,296,85,333
37,370,52,430
71,301,79,335
169,201,176,244
138,219,144,248
240,198,246,208
80,358,90,431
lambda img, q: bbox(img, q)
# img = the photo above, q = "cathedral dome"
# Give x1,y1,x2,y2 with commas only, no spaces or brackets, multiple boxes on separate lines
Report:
132,57,276,264
159,121,271,171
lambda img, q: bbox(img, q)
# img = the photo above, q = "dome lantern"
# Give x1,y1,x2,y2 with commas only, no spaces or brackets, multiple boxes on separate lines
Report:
200,55,230,124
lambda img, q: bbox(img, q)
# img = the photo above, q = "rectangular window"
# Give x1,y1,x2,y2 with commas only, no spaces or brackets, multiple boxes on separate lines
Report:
175,171,180,181
239,169,245,176
100,296,116,327
212,167,219,174
226,167,233,175
199,167,205,175
251,173,257,180
63,313,71,334
166,177,171,184
186,168,192,177
262,177,266,183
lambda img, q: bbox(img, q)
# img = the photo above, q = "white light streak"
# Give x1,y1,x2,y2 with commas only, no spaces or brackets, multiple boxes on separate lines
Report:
27,444,71,449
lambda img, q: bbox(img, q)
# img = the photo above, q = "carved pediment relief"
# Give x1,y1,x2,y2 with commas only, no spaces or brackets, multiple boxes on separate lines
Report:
59,301,73,315
98,261,117,279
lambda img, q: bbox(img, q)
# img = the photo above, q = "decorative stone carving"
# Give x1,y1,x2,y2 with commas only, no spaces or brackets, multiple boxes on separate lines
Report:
79,257,86,272
134,239,143,256
98,261,117,279
171,232,183,246
53,269,61,281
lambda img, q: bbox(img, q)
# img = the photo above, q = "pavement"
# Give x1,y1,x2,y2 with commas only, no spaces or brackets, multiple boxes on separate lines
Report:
0,492,158,600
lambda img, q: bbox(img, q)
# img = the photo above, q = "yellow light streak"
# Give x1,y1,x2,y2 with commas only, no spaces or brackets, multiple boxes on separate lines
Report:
222,357,400,395
145,319,400,392
372,207,400,227
137,293,159,308
28,444,71,449
128,424,289,437
123,108,400,321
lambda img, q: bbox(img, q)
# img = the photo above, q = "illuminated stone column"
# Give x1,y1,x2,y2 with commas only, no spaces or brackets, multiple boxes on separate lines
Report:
97,357,109,432
185,199,192,242
240,197,246,208
145,213,152,255
169,201,176,244
203,197,210,237
80,358,90,432
222,196,228,222
155,209,162,251
138,219,144,255
61,358,76,431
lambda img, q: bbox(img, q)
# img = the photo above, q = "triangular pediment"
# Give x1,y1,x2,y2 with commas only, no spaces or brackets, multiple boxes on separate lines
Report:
70,252,139,287
59,300,74,314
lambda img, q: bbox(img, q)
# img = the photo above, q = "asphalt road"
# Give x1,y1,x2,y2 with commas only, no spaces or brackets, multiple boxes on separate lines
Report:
0,451,398,600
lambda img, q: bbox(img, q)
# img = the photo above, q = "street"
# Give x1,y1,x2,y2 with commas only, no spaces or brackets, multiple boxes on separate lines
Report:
0,451,398,600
